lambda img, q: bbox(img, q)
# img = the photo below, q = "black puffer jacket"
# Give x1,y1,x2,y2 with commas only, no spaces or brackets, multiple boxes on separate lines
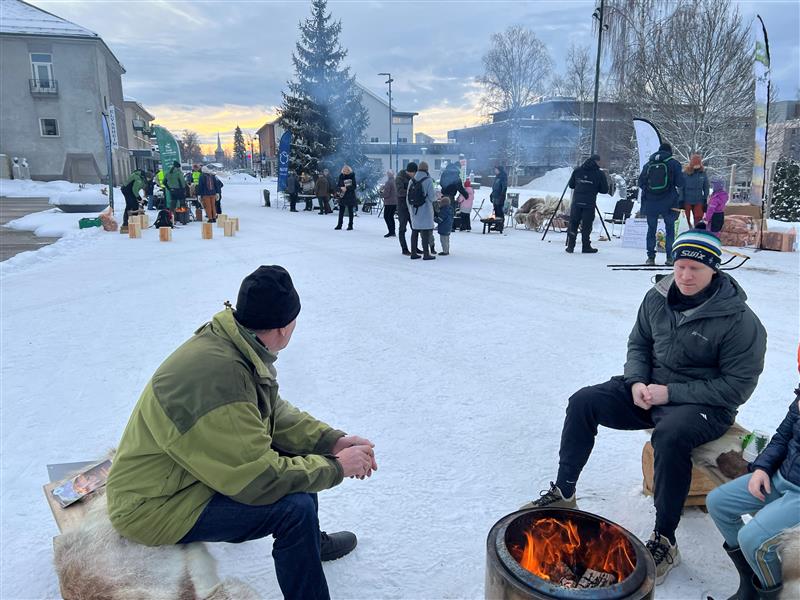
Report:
681,170,710,207
624,272,767,421
395,170,413,217
440,163,467,200
751,392,800,485
568,157,609,207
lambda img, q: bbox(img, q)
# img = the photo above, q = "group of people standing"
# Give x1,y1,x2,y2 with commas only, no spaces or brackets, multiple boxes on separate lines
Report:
284,166,358,230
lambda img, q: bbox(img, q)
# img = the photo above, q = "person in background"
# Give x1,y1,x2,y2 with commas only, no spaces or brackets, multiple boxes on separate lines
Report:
490,165,508,232
706,360,799,600
395,163,420,256
286,170,299,212
382,170,397,238
680,154,709,228
314,169,332,215
198,166,222,223
705,178,729,237
638,142,684,266
457,179,474,232
165,160,187,218
300,172,314,211
439,161,468,207
144,171,156,211
156,167,166,209
566,153,609,254
335,165,357,231
407,161,436,261
120,168,146,234
436,195,454,255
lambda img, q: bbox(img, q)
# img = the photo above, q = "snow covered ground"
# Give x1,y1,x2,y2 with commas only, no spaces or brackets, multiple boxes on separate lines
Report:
1,176,798,599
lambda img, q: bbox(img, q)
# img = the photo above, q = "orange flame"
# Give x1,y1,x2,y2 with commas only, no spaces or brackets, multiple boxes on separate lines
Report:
513,517,636,585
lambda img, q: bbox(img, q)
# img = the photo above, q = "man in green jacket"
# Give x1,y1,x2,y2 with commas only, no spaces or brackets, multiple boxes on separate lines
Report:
119,168,145,233
164,160,186,211
522,230,766,585
107,266,377,600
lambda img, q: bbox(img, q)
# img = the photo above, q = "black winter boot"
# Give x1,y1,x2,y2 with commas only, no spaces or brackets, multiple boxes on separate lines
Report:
723,543,758,600
566,232,576,253
752,575,782,600
320,530,357,561
582,246,598,254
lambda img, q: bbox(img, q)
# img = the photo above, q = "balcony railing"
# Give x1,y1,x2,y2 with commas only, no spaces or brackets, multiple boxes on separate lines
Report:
29,79,58,95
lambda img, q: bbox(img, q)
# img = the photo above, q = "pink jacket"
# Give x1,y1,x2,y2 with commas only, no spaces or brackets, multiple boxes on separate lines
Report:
705,190,728,222
459,188,474,211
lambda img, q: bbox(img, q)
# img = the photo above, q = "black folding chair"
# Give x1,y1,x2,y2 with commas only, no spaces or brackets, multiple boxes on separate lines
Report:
603,199,634,237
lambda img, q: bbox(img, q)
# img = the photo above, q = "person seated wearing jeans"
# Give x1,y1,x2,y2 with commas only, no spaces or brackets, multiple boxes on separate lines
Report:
107,266,377,600
707,376,800,600
522,230,767,586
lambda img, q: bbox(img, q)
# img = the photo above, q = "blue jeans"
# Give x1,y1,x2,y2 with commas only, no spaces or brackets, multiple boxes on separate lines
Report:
146,195,155,210
707,470,800,588
646,211,677,259
179,492,329,600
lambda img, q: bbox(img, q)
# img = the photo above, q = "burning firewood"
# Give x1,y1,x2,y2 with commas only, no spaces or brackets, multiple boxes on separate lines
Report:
552,561,577,588
576,568,616,589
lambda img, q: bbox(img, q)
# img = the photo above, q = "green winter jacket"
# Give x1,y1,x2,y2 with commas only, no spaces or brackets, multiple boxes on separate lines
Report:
106,308,345,546
125,171,145,197
164,166,185,190
623,273,766,421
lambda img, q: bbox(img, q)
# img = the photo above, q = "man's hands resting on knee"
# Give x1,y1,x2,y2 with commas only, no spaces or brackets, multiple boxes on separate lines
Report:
632,382,669,410
333,435,378,480
747,469,771,501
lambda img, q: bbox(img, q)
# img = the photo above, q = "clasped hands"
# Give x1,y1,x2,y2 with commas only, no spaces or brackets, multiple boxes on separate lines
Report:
332,435,378,480
631,382,669,410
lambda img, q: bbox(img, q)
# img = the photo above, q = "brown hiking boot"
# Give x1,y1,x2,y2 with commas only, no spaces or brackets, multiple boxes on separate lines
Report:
520,482,577,510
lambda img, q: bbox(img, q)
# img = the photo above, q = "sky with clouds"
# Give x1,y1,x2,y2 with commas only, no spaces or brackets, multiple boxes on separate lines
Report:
31,0,800,153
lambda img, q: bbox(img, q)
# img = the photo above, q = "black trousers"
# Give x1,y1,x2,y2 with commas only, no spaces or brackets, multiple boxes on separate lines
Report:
556,377,732,540
318,197,331,214
398,209,412,252
568,203,595,249
459,212,471,231
289,193,298,211
410,229,433,257
336,204,354,228
122,190,139,227
383,205,396,234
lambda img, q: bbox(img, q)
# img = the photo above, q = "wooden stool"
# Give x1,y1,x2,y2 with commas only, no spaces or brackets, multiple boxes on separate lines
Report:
128,222,141,238
224,220,236,237
229,217,239,232
217,214,228,228
159,227,172,242
202,222,213,239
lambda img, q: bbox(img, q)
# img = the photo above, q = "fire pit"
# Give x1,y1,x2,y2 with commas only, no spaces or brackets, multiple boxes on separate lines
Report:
486,508,655,599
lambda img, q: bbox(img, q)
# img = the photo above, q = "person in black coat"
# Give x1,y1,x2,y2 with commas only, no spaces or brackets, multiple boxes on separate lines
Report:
286,171,299,212
490,166,508,231
335,165,357,230
707,378,800,599
566,154,609,254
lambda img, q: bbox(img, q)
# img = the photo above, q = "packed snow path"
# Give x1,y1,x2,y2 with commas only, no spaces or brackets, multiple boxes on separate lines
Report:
1,178,797,599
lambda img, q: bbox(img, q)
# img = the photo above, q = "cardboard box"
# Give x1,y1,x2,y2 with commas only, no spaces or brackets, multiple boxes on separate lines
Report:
761,230,796,252
724,203,763,220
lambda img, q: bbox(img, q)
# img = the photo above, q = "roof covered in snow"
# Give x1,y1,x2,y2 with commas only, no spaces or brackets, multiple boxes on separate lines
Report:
0,0,98,38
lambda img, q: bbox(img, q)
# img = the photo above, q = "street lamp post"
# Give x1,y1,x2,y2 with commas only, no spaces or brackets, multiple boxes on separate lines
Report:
589,0,608,156
378,72,393,173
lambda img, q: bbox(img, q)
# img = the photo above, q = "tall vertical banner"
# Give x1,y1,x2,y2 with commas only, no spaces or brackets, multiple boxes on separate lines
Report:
632,118,662,172
277,131,292,192
153,125,182,169
749,15,770,205
101,112,115,209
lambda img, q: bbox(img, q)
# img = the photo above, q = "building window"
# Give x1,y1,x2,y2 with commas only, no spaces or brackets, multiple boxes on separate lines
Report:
40,118,59,136
30,52,53,87
370,137,380,143
398,137,408,143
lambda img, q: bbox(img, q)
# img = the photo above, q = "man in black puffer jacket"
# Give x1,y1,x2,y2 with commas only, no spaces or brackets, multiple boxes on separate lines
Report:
522,230,767,586
707,380,799,600
566,154,609,253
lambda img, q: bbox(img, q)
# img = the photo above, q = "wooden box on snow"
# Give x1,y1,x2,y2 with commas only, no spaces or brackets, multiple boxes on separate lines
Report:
761,230,796,252
229,217,239,231
217,214,228,227
224,220,236,237
202,222,213,239
127,222,141,239
159,227,172,242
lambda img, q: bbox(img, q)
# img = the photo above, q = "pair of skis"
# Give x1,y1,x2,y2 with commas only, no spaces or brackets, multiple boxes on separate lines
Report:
608,254,750,272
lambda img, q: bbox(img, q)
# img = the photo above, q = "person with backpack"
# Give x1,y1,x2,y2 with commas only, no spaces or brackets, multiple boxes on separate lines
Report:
490,165,508,232
638,142,685,266
705,178,729,237
165,161,187,216
395,163,421,256
120,169,146,234
407,161,436,260
335,165,357,230
198,166,223,223
566,154,609,254
680,154,709,228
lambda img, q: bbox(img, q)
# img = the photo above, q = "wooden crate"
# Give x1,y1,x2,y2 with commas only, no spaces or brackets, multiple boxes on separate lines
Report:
224,220,236,237
229,217,239,232
159,227,172,242
642,441,718,508
128,222,141,238
217,214,228,227
201,222,213,239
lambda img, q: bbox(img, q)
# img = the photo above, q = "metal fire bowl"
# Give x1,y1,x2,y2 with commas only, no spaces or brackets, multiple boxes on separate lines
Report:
485,508,655,600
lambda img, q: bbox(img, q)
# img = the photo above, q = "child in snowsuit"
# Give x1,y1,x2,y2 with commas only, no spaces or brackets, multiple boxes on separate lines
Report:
436,195,454,256
707,355,800,599
705,178,729,237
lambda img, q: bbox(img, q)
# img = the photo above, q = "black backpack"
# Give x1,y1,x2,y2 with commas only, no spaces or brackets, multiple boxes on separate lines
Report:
154,209,173,228
407,176,429,209
645,158,671,194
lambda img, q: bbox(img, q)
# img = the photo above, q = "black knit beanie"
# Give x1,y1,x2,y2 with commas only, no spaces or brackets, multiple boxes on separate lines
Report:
234,266,301,330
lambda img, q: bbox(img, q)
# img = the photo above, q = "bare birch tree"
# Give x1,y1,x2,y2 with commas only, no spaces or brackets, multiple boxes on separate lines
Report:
479,26,552,185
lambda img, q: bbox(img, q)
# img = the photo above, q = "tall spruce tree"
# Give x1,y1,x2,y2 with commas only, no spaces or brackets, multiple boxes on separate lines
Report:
770,157,800,222
278,0,375,196
233,126,247,169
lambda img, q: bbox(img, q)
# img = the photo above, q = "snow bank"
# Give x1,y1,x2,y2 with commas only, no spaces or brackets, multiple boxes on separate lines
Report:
50,189,108,206
522,167,572,192
4,208,104,237
223,173,260,184
0,178,81,198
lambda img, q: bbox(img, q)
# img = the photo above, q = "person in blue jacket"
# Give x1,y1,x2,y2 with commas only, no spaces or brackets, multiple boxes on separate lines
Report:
707,365,800,600
638,142,684,266
436,195,454,255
